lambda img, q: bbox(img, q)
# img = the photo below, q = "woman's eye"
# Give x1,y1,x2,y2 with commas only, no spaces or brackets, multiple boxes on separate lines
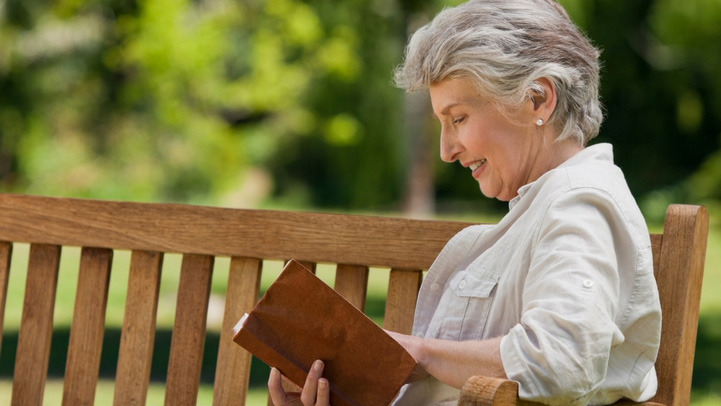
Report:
453,117,466,124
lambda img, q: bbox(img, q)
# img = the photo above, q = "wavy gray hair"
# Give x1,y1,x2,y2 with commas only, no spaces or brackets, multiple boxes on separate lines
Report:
394,0,603,145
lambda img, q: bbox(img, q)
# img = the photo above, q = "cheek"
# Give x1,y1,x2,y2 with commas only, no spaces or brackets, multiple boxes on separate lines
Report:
460,128,487,152
495,155,518,179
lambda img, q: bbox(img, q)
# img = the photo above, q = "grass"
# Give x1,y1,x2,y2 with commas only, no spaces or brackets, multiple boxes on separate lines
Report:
0,379,270,406
0,210,719,405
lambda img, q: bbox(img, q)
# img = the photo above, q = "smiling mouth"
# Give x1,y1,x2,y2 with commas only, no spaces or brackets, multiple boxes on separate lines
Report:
469,159,487,171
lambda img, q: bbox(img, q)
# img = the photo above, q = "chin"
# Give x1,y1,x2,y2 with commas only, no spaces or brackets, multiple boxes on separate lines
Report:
480,187,511,202
479,188,498,201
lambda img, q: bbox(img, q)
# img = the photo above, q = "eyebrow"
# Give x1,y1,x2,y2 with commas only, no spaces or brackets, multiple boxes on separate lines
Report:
433,102,462,119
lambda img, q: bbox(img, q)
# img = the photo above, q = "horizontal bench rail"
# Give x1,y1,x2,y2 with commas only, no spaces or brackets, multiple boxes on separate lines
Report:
0,194,471,270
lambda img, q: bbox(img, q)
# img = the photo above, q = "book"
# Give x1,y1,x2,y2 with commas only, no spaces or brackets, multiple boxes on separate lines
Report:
232,259,417,406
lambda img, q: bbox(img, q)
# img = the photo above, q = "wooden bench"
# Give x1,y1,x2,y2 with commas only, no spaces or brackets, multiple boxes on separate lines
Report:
0,194,708,406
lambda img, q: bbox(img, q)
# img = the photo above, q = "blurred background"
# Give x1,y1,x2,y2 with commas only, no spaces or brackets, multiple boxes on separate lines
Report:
0,0,720,404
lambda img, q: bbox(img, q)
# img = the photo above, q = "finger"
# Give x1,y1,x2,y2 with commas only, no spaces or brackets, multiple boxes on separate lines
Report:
316,378,330,406
268,367,287,405
300,360,324,405
282,375,303,392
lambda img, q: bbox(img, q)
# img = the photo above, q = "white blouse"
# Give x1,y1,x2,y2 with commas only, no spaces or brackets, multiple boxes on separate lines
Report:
393,144,661,406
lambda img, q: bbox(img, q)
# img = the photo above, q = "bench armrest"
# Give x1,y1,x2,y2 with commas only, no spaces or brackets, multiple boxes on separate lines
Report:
457,376,666,406
458,375,542,406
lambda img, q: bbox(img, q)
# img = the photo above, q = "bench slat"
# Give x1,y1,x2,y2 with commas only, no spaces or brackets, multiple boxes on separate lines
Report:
651,234,662,279
213,257,262,406
295,260,316,273
113,250,163,406
0,194,471,270
165,254,215,406
383,269,422,335
62,247,113,406
0,241,11,357
651,206,708,405
11,244,61,406
334,264,369,311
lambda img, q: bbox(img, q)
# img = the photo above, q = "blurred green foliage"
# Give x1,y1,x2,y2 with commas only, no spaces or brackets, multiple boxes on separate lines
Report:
0,0,720,216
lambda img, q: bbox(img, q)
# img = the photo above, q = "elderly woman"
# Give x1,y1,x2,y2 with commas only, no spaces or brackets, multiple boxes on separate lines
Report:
269,0,662,405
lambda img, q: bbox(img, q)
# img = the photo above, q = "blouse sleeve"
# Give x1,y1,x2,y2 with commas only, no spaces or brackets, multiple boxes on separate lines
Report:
499,187,631,405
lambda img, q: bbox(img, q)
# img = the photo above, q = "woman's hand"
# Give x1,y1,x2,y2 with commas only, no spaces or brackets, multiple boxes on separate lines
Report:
386,330,431,383
268,360,330,406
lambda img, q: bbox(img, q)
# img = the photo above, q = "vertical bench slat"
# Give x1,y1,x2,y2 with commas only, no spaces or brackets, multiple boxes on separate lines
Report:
11,244,61,406
651,205,708,406
0,241,11,357
383,268,422,335
164,254,215,406
295,260,316,273
334,264,369,311
650,234,662,279
213,257,262,406
62,247,113,406
267,260,319,406
113,250,163,406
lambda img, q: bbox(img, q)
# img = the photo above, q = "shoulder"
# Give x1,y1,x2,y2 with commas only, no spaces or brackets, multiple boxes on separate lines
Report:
539,144,629,198
535,164,650,251
535,144,640,215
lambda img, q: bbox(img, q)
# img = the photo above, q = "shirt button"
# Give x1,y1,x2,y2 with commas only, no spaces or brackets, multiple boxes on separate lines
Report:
458,279,467,290
415,332,424,338
583,279,594,289
430,283,440,291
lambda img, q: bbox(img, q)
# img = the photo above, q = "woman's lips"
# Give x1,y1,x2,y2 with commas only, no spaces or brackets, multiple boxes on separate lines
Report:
469,158,487,178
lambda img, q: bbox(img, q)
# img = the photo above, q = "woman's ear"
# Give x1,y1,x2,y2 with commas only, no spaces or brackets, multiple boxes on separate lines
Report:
530,92,546,111
527,77,557,123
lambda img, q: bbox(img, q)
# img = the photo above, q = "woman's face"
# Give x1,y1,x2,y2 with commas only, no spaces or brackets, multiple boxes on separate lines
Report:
429,77,546,201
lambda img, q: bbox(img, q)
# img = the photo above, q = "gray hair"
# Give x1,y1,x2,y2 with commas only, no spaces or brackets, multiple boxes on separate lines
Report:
394,0,603,145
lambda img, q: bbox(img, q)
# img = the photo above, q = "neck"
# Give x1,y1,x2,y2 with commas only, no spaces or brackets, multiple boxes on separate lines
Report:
526,137,584,187
547,138,585,171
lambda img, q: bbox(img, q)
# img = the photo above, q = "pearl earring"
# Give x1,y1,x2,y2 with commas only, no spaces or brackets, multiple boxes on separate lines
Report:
536,118,544,126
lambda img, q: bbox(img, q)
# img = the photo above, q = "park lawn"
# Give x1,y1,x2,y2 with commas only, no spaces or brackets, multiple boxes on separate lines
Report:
0,379,269,406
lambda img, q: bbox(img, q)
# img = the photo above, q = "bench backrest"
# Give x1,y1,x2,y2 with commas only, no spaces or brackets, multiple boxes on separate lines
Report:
0,195,708,406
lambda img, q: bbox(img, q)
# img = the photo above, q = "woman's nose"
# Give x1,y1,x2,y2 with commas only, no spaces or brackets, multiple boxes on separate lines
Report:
440,127,462,163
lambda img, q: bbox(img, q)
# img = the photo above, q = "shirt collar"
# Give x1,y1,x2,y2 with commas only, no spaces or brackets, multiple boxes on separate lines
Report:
508,143,614,210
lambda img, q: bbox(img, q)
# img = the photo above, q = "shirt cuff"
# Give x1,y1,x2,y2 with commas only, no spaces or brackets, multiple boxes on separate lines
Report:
499,325,545,402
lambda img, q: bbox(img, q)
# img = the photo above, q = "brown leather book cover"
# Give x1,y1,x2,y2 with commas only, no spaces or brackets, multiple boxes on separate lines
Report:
232,259,417,406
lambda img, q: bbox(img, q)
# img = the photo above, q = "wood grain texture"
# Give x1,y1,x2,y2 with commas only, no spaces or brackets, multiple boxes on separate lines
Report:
213,257,262,406
0,194,471,270
650,234,662,278
613,402,665,406
458,375,666,406
164,254,215,406
11,244,60,406
383,269,422,334
334,264,369,311
62,247,113,406
113,250,163,406
458,375,542,406
0,241,11,358
650,205,708,406
293,259,316,273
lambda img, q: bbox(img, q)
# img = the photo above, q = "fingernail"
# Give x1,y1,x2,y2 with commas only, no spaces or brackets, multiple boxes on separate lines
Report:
270,367,279,377
319,378,328,388
314,360,324,371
